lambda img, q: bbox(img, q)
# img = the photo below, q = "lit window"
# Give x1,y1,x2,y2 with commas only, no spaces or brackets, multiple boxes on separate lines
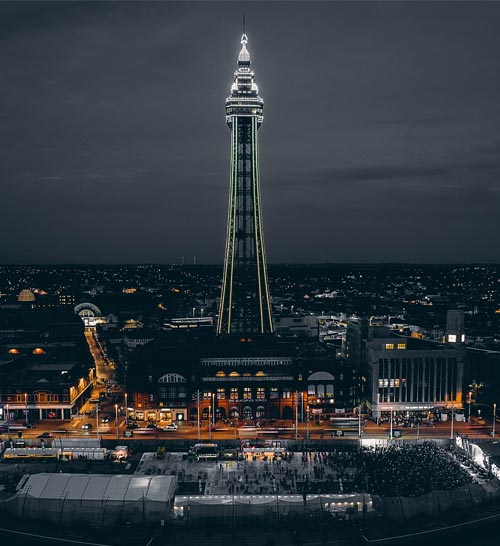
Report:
448,334,457,343
385,344,394,350
257,387,265,400
243,387,252,400
217,388,225,400
397,343,406,350
230,388,238,401
270,388,278,399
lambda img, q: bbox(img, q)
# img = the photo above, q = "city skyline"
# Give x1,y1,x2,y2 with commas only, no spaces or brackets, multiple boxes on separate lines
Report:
1,2,500,264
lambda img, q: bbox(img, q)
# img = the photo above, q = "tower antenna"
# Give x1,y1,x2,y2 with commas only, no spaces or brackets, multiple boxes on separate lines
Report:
243,12,246,36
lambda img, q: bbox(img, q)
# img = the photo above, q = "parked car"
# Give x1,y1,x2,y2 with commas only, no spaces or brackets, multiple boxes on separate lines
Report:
82,423,93,430
146,423,157,429
24,423,36,429
102,416,110,424
162,423,178,431
37,432,52,438
126,422,139,429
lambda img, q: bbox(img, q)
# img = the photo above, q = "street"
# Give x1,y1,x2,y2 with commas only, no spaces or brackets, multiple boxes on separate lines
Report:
1,331,495,444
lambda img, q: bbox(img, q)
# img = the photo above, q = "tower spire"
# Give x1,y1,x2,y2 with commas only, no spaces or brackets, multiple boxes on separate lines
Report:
239,30,250,65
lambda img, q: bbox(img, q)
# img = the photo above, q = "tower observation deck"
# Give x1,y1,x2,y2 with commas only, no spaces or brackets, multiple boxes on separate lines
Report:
217,34,273,335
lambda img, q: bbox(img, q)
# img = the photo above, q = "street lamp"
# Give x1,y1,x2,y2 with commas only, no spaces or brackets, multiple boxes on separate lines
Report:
468,390,472,423
115,404,119,439
6,403,10,438
306,406,310,442
196,390,201,441
96,403,100,440
295,391,299,440
358,403,362,439
389,407,393,439
124,393,128,428
493,403,497,439
450,406,455,440
25,393,28,425
208,396,212,441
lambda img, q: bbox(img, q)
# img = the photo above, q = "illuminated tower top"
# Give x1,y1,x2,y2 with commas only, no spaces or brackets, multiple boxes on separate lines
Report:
226,34,264,128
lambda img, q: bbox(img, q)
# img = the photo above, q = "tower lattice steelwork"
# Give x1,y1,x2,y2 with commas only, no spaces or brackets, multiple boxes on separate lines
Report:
217,34,273,335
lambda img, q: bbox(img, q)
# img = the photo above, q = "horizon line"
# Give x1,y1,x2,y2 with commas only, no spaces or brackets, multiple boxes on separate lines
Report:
0,261,499,267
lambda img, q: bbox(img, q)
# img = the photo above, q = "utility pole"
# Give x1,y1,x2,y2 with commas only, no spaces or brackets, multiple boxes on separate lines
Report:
197,390,201,441
125,393,128,428
115,404,119,439
493,403,497,440
295,391,299,440
358,403,362,439
96,403,99,440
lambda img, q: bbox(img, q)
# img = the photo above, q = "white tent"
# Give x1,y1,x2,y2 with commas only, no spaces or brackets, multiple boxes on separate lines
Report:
172,493,372,526
14,473,176,527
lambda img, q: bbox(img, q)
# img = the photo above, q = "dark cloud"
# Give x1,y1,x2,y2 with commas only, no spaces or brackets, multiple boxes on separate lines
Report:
0,1,499,263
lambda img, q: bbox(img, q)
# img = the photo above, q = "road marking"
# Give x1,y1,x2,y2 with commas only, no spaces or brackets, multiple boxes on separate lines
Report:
360,510,500,543
0,526,112,545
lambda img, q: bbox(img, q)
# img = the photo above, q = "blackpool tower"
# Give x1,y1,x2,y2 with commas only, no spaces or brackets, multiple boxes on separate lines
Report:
217,34,273,335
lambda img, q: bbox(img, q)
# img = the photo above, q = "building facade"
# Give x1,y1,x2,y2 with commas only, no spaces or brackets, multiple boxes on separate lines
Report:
126,331,358,424
365,335,464,418
0,309,96,422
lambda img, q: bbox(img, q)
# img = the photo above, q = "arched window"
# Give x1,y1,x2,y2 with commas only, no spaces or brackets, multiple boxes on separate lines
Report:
256,406,266,418
308,371,335,381
158,373,187,384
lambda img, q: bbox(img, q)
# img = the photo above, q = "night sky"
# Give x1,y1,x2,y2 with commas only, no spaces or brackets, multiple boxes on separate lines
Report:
1,2,499,264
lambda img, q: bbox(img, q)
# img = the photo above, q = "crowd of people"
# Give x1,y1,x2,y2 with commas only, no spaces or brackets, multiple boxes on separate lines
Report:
165,443,474,498
355,443,473,497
